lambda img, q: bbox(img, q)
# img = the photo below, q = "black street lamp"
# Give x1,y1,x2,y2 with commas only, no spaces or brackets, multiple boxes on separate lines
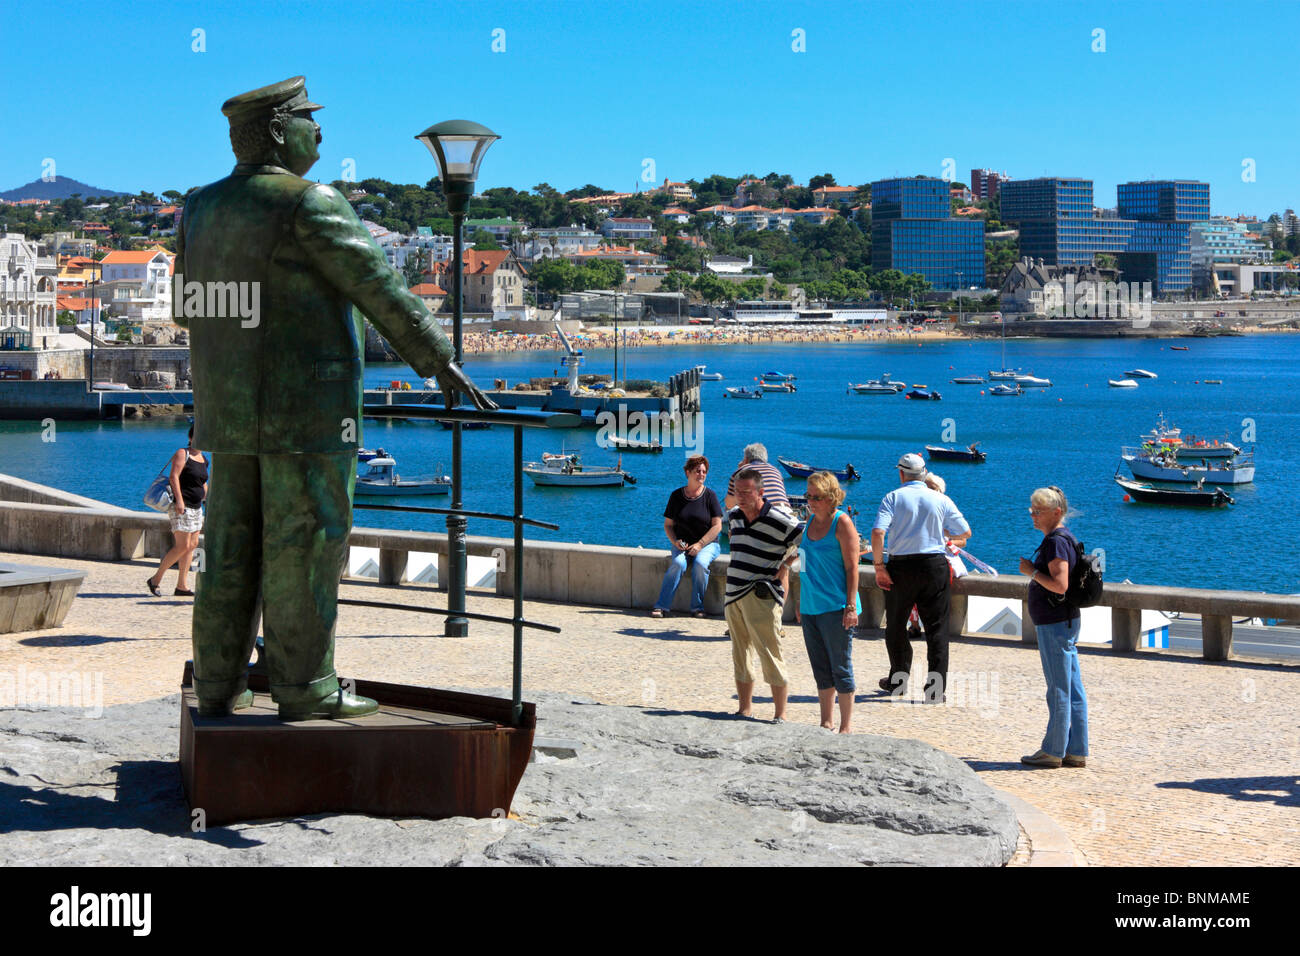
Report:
416,119,499,637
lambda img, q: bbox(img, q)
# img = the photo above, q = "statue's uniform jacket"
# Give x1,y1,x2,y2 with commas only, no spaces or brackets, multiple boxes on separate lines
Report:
175,164,455,706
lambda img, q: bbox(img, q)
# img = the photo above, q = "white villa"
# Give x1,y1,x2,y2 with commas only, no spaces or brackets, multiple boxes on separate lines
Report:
0,233,59,350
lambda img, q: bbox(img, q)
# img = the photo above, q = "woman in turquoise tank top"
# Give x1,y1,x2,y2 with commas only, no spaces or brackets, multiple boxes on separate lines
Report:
796,471,861,733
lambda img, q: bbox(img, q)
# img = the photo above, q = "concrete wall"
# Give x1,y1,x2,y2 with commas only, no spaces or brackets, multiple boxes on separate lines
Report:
0,381,102,418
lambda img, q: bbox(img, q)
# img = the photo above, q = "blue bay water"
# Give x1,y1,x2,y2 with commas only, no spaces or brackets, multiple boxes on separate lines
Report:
1,334,1295,594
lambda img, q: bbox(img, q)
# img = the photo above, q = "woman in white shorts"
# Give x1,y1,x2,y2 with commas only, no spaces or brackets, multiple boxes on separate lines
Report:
147,425,208,597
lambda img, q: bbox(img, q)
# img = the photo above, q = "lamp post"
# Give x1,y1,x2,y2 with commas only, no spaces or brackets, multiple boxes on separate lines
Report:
416,119,499,638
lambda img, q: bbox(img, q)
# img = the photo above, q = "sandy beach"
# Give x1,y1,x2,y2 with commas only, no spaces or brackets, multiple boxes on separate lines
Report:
462,325,962,355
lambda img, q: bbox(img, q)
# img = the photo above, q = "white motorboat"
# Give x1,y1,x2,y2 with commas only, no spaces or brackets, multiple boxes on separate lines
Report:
848,382,899,394
988,383,1023,396
725,386,763,399
1109,378,1139,388
759,381,797,393
355,457,451,496
1124,369,1158,379
1015,374,1052,387
694,365,724,381
950,375,986,384
522,452,632,487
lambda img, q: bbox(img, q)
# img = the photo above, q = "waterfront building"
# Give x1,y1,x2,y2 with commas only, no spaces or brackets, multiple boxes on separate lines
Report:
0,233,59,350
870,177,985,290
98,249,173,324
1000,177,1204,295
705,255,754,275
970,168,1008,200
1190,219,1270,291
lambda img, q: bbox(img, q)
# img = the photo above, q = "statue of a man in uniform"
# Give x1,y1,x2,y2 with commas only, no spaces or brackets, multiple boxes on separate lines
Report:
175,76,495,720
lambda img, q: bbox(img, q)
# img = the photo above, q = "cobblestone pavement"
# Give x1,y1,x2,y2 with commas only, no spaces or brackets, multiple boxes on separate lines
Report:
4,552,1297,866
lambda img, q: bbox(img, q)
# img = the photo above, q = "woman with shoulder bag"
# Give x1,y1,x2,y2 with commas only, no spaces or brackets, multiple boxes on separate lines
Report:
147,425,208,598
1017,485,1089,769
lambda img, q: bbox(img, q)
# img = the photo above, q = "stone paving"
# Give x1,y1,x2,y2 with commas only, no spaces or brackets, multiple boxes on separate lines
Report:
3,551,1297,866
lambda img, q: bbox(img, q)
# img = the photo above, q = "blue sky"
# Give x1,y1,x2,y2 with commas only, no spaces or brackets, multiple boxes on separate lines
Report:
4,0,1296,217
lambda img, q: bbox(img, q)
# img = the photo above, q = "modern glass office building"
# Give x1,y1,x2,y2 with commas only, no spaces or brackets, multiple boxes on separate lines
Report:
1118,181,1211,222
999,177,1206,294
871,177,985,290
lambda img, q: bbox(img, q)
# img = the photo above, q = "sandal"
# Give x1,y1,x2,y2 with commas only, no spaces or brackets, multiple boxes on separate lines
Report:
146,577,161,597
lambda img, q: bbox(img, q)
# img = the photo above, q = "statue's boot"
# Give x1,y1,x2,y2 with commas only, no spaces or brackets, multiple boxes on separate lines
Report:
198,688,255,718
278,687,379,721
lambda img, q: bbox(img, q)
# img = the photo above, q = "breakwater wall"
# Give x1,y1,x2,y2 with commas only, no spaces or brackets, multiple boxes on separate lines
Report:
5,472,1298,661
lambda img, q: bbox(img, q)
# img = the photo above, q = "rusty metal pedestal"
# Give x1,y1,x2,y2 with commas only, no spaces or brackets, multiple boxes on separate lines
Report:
179,665,535,827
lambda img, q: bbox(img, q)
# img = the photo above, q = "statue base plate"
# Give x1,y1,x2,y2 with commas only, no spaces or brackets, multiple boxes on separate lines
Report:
179,664,535,827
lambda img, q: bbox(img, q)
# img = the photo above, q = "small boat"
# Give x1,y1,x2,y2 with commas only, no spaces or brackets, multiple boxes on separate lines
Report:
523,452,633,487
1115,475,1234,507
725,386,763,399
848,381,900,395
987,368,1022,380
1014,374,1052,387
1203,379,1222,384
1170,345,1190,351
950,375,986,384
905,387,941,400
357,447,387,462
1121,448,1255,485
761,371,796,382
1124,369,1158,379
607,435,663,453
925,443,986,463
354,457,451,496
694,365,724,381
988,383,1022,396
759,381,797,393
777,457,861,482
1109,378,1139,388
1166,436,1241,459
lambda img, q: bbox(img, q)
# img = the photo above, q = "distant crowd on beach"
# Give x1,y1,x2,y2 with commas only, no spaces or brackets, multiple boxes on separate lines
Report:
460,324,957,355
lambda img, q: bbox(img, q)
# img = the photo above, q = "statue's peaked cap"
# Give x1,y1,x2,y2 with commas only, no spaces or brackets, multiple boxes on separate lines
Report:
221,76,323,123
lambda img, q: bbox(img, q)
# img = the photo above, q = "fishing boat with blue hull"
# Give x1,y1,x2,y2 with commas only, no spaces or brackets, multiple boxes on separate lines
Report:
1115,475,1234,507
905,386,941,400
1121,447,1255,485
761,371,797,382
776,457,861,482
355,457,451,496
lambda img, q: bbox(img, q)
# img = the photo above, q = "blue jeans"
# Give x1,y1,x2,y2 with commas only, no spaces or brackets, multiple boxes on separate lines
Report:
655,542,720,612
800,609,855,693
1036,618,1088,758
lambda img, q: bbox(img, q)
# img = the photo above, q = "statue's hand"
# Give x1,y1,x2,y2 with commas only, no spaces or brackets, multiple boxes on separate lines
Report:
435,362,498,411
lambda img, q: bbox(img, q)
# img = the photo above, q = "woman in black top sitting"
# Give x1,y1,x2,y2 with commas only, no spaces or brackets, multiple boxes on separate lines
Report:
147,424,208,597
652,454,723,618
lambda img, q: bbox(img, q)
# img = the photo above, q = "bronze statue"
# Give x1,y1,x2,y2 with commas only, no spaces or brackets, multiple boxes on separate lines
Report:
175,76,495,720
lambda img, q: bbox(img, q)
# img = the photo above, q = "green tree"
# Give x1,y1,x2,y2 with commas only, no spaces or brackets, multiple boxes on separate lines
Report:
770,281,788,300
469,229,501,251
809,173,837,190
692,272,731,304
739,277,767,300
660,270,693,292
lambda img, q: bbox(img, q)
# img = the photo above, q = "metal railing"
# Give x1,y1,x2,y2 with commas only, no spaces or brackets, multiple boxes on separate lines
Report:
356,403,578,724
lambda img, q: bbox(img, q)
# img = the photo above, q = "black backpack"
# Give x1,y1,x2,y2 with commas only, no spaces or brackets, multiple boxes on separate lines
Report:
1046,529,1104,608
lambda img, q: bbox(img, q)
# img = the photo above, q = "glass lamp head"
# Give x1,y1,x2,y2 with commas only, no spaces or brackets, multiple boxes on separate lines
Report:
415,120,499,185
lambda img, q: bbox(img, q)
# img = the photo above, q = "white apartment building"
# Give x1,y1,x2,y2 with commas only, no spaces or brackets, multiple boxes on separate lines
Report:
0,233,59,349
99,249,172,323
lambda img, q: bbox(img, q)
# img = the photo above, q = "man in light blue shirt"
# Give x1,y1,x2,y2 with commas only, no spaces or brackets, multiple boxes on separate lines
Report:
871,453,971,702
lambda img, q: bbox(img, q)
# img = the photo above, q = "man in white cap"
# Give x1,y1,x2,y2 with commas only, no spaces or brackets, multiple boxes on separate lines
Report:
871,453,971,702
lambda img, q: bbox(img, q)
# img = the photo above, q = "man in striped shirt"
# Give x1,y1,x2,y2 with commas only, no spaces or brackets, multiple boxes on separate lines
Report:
724,443,790,510
724,468,804,721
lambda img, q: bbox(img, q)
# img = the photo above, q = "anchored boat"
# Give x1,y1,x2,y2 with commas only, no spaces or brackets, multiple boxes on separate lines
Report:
1121,448,1255,485
925,443,987,463
725,386,763,399
523,452,634,487
355,457,451,496
1115,475,1234,507
777,457,861,482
